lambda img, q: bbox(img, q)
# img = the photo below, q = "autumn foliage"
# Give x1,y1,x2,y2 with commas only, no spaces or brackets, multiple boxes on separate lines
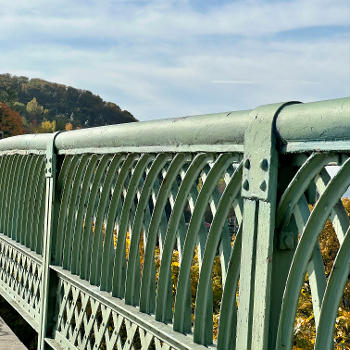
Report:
294,198,350,350
104,199,350,349
0,102,25,137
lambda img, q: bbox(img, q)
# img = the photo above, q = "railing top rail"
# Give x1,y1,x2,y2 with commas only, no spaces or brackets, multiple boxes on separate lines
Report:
0,97,348,154
276,97,349,152
0,133,54,153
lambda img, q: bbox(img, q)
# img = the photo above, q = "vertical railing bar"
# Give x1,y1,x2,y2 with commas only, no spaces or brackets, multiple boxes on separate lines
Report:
11,156,30,242
99,154,138,291
219,194,242,283
61,154,91,270
53,156,82,266
70,155,99,275
125,153,170,305
193,162,242,345
172,154,233,333
139,153,190,314
0,155,6,229
89,154,125,286
49,155,73,265
216,223,242,350
80,155,111,280
112,153,154,298
20,156,40,246
34,159,47,254
155,153,212,323
32,158,46,253
5,155,21,238
15,155,33,244
23,156,42,249
28,157,46,251
293,196,327,328
0,155,15,234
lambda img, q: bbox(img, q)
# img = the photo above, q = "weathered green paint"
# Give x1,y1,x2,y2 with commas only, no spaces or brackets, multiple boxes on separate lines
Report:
0,97,348,350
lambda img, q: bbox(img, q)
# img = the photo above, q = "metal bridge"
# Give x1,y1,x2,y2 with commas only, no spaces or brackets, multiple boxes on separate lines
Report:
0,97,348,350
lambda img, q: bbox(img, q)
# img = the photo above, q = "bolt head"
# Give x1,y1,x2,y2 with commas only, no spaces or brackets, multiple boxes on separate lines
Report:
283,235,295,250
259,180,267,191
242,179,249,191
260,159,269,171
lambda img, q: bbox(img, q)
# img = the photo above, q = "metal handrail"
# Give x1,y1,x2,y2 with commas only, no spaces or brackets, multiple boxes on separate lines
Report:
0,97,348,350
0,97,348,154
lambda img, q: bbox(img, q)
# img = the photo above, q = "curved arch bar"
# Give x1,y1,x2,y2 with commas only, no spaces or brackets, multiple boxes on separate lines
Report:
79,155,112,279
33,159,46,253
276,153,336,230
173,153,235,334
23,156,42,248
70,155,100,275
6,155,21,236
61,154,91,270
216,224,242,350
314,225,350,350
112,154,155,298
139,153,189,314
193,162,242,345
53,156,81,265
276,157,350,350
155,153,213,323
293,196,327,327
315,168,350,243
125,153,170,306
89,154,125,285
99,154,138,291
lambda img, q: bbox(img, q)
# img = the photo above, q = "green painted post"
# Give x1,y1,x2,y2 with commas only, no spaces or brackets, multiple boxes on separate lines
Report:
236,102,300,350
37,132,60,350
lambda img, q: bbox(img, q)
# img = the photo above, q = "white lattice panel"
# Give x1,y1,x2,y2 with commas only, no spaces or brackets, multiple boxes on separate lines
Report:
0,235,42,329
54,278,176,350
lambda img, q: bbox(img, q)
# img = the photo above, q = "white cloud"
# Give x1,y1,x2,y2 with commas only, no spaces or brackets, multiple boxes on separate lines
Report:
0,0,348,120
1,0,348,40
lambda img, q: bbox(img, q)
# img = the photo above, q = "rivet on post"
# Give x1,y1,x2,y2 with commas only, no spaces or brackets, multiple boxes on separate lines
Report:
260,180,267,191
243,179,249,191
260,158,269,171
279,231,296,250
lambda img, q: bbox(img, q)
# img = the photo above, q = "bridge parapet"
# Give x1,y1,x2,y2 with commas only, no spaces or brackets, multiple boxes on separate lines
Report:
0,97,349,350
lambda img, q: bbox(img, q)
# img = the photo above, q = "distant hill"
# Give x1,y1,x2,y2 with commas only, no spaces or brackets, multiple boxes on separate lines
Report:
0,73,137,133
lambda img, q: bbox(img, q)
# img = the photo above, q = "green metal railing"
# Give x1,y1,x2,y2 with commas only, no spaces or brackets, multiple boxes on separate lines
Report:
0,97,349,350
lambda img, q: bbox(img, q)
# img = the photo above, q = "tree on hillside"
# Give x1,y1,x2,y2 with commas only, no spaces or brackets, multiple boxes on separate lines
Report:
26,97,48,122
36,120,56,133
0,74,138,129
0,102,25,137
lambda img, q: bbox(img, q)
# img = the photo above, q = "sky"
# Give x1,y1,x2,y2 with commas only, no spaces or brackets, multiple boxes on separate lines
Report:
0,0,349,121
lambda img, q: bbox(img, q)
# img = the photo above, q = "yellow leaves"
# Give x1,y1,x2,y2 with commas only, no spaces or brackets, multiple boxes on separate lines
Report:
336,309,350,330
26,97,46,116
36,119,56,133
293,197,350,349
65,122,73,131
94,197,350,347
